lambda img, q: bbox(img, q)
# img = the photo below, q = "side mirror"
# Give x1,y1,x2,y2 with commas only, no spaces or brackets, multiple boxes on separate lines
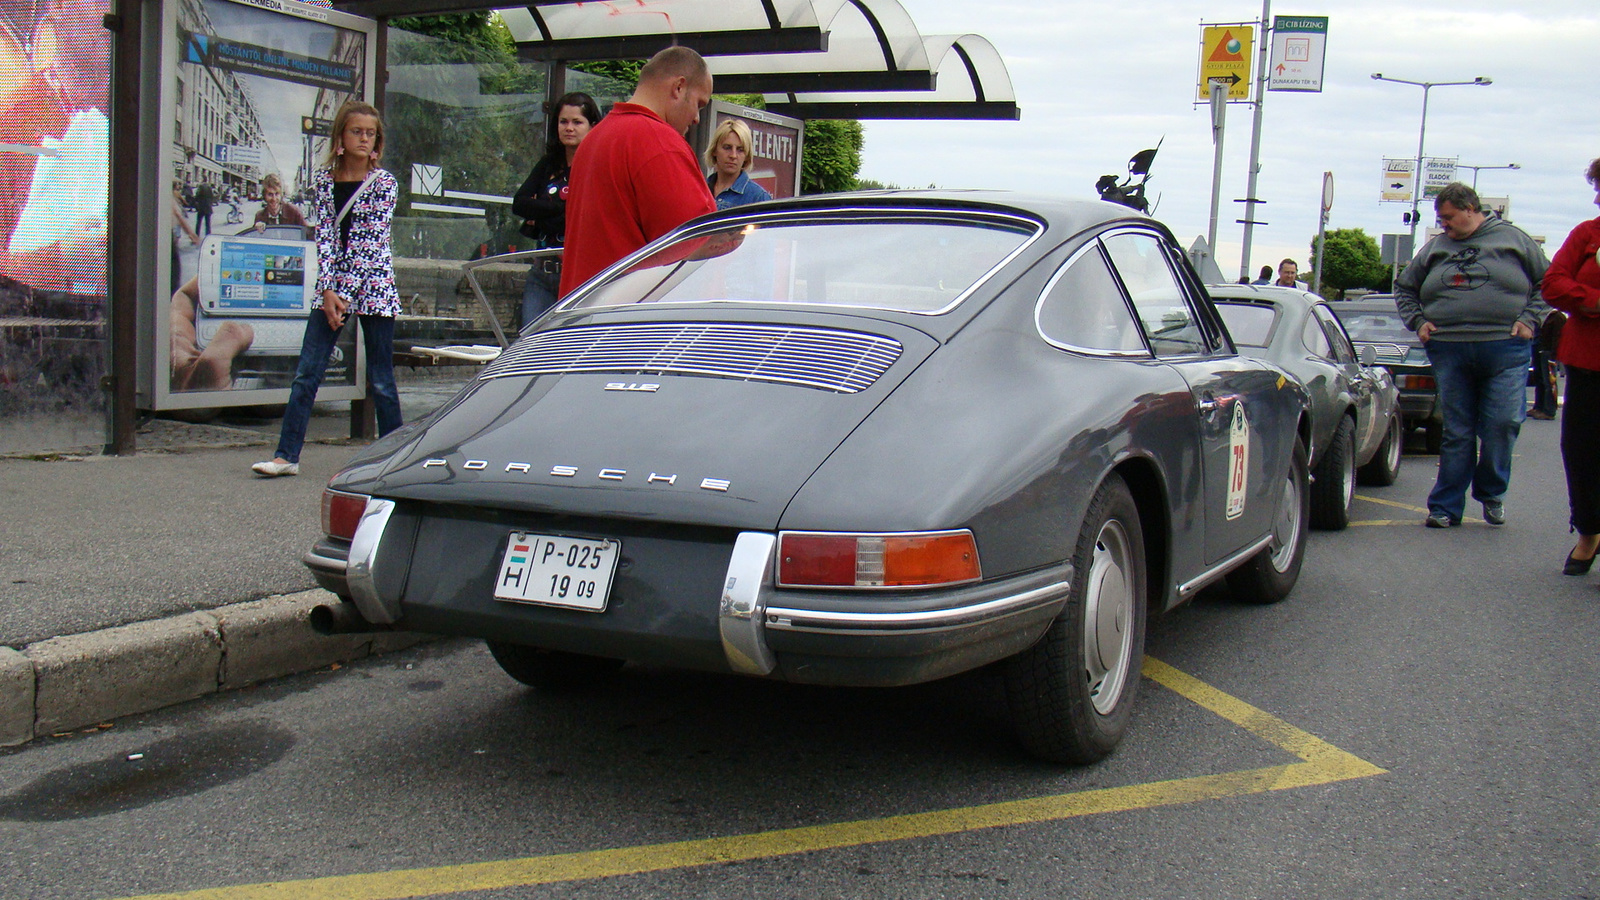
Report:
1360,344,1378,367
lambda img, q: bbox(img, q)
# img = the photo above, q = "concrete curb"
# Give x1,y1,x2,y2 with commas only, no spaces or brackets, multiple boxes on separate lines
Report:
1,589,428,746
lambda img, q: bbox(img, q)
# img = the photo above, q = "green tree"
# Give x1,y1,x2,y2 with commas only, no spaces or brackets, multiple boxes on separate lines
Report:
801,119,864,194
1310,228,1386,299
573,59,644,91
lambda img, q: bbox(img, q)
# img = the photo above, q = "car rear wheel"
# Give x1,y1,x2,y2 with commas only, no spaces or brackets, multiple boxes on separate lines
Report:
1358,413,1403,486
486,641,624,689
1310,416,1355,530
1423,419,1443,455
1227,440,1309,604
1004,474,1146,764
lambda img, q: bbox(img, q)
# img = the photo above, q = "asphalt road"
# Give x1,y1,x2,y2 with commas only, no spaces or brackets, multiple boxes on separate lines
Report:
2,416,1596,900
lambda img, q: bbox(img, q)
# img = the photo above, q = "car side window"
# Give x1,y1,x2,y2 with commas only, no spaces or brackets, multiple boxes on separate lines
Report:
1313,306,1358,364
1036,245,1145,353
1301,312,1334,359
1102,232,1208,358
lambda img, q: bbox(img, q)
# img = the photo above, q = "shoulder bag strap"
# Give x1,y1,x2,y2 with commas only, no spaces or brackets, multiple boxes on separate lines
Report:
334,173,377,229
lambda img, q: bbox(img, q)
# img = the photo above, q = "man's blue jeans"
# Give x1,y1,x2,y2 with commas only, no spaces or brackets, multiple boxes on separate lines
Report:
275,312,401,463
1424,337,1532,521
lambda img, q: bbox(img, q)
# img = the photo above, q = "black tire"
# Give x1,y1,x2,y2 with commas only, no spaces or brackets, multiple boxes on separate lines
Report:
1358,413,1403,487
486,640,624,689
1227,440,1309,604
1423,419,1443,455
1310,416,1355,531
1004,474,1147,764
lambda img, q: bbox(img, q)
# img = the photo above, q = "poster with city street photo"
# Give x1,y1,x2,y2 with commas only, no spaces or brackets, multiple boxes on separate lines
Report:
163,0,373,400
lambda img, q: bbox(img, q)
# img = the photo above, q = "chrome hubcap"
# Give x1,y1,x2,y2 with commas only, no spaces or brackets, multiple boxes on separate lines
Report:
1269,463,1303,572
1083,519,1134,715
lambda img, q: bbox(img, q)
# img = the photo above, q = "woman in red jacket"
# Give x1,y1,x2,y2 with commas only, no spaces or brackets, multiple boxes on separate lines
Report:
1542,157,1600,575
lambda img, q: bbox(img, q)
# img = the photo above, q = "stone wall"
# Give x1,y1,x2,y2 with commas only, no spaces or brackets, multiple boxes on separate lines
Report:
393,257,529,336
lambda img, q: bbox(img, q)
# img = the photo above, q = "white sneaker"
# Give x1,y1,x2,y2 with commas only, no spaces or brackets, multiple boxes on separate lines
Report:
251,459,299,477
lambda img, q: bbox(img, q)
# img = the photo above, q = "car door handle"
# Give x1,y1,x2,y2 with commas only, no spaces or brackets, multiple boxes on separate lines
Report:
1197,398,1223,413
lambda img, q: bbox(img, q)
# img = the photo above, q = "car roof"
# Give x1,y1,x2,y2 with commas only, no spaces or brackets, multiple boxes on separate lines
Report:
1332,297,1402,314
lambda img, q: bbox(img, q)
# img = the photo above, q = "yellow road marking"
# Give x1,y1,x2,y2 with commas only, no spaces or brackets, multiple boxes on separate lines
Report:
1350,495,1482,526
110,659,1385,900
1354,493,1425,513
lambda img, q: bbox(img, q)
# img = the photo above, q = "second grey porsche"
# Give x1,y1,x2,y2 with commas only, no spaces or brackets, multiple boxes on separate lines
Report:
1211,284,1404,529
304,192,1313,764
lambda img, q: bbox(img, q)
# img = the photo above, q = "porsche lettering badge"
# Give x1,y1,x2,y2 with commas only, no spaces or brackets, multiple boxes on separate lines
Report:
421,458,730,492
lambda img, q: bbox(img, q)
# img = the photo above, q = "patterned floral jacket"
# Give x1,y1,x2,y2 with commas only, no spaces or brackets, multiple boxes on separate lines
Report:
311,166,400,317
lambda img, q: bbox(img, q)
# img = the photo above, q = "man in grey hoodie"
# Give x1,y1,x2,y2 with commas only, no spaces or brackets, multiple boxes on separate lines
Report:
1395,183,1549,528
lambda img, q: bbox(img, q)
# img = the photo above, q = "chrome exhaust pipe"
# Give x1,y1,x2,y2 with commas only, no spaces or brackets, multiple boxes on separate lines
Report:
309,601,397,635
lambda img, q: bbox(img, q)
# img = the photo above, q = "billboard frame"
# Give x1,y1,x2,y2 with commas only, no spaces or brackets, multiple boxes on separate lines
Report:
137,0,378,412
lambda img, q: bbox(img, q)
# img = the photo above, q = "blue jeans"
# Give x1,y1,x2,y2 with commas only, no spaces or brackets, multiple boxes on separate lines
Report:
521,265,560,328
1424,337,1532,521
275,312,401,463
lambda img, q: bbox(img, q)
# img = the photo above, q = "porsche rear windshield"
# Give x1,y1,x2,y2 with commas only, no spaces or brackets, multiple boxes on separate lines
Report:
1334,306,1413,342
567,213,1039,314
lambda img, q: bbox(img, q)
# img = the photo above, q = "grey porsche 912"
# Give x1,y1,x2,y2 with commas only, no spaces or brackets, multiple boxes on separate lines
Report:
305,192,1312,763
1210,284,1404,530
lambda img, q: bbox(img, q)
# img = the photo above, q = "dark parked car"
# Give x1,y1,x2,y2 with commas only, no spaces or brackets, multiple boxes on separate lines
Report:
1331,296,1443,453
303,192,1312,764
1210,284,1404,529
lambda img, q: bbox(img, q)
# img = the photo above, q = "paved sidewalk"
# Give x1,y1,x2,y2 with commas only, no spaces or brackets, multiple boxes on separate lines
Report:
0,369,474,746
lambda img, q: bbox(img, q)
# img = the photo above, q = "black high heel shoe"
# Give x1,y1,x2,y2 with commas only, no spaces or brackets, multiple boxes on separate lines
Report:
1563,548,1595,576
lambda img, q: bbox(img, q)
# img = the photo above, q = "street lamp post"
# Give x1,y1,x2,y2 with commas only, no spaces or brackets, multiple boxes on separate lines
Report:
1370,73,1493,246
1456,162,1520,191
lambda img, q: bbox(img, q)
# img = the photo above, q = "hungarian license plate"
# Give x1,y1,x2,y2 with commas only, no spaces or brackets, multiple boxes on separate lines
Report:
494,532,620,612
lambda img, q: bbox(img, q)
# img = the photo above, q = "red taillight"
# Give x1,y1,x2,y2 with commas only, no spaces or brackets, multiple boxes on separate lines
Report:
777,531,982,589
321,489,369,541
1397,374,1435,390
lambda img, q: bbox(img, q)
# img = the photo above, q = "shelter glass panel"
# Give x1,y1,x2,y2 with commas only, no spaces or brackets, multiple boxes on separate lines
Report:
0,0,111,453
383,25,630,337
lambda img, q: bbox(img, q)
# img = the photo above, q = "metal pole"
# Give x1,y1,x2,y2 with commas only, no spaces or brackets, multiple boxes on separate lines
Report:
1312,171,1331,295
1236,0,1271,282
1409,84,1430,248
1207,80,1227,257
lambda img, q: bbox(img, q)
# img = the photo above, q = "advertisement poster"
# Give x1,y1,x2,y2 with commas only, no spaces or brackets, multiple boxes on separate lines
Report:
1267,16,1328,93
162,0,372,403
0,0,112,453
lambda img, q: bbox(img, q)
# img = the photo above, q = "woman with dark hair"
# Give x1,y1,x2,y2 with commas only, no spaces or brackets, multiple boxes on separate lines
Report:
1542,157,1600,574
512,91,600,326
252,100,400,478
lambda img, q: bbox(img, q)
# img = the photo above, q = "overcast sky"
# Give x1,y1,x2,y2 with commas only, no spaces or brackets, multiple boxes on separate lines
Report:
855,0,1600,281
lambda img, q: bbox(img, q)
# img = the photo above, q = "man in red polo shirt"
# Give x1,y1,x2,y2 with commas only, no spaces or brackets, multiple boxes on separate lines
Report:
558,46,717,297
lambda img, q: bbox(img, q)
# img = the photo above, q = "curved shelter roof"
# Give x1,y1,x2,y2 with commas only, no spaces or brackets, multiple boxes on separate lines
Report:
330,0,1019,120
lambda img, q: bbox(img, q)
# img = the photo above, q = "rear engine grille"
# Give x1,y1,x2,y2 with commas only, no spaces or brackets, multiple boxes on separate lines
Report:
479,322,904,393
1359,342,1410,365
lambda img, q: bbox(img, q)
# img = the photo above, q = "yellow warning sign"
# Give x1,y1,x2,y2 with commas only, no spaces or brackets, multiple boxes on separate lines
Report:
1198,25,1253,100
